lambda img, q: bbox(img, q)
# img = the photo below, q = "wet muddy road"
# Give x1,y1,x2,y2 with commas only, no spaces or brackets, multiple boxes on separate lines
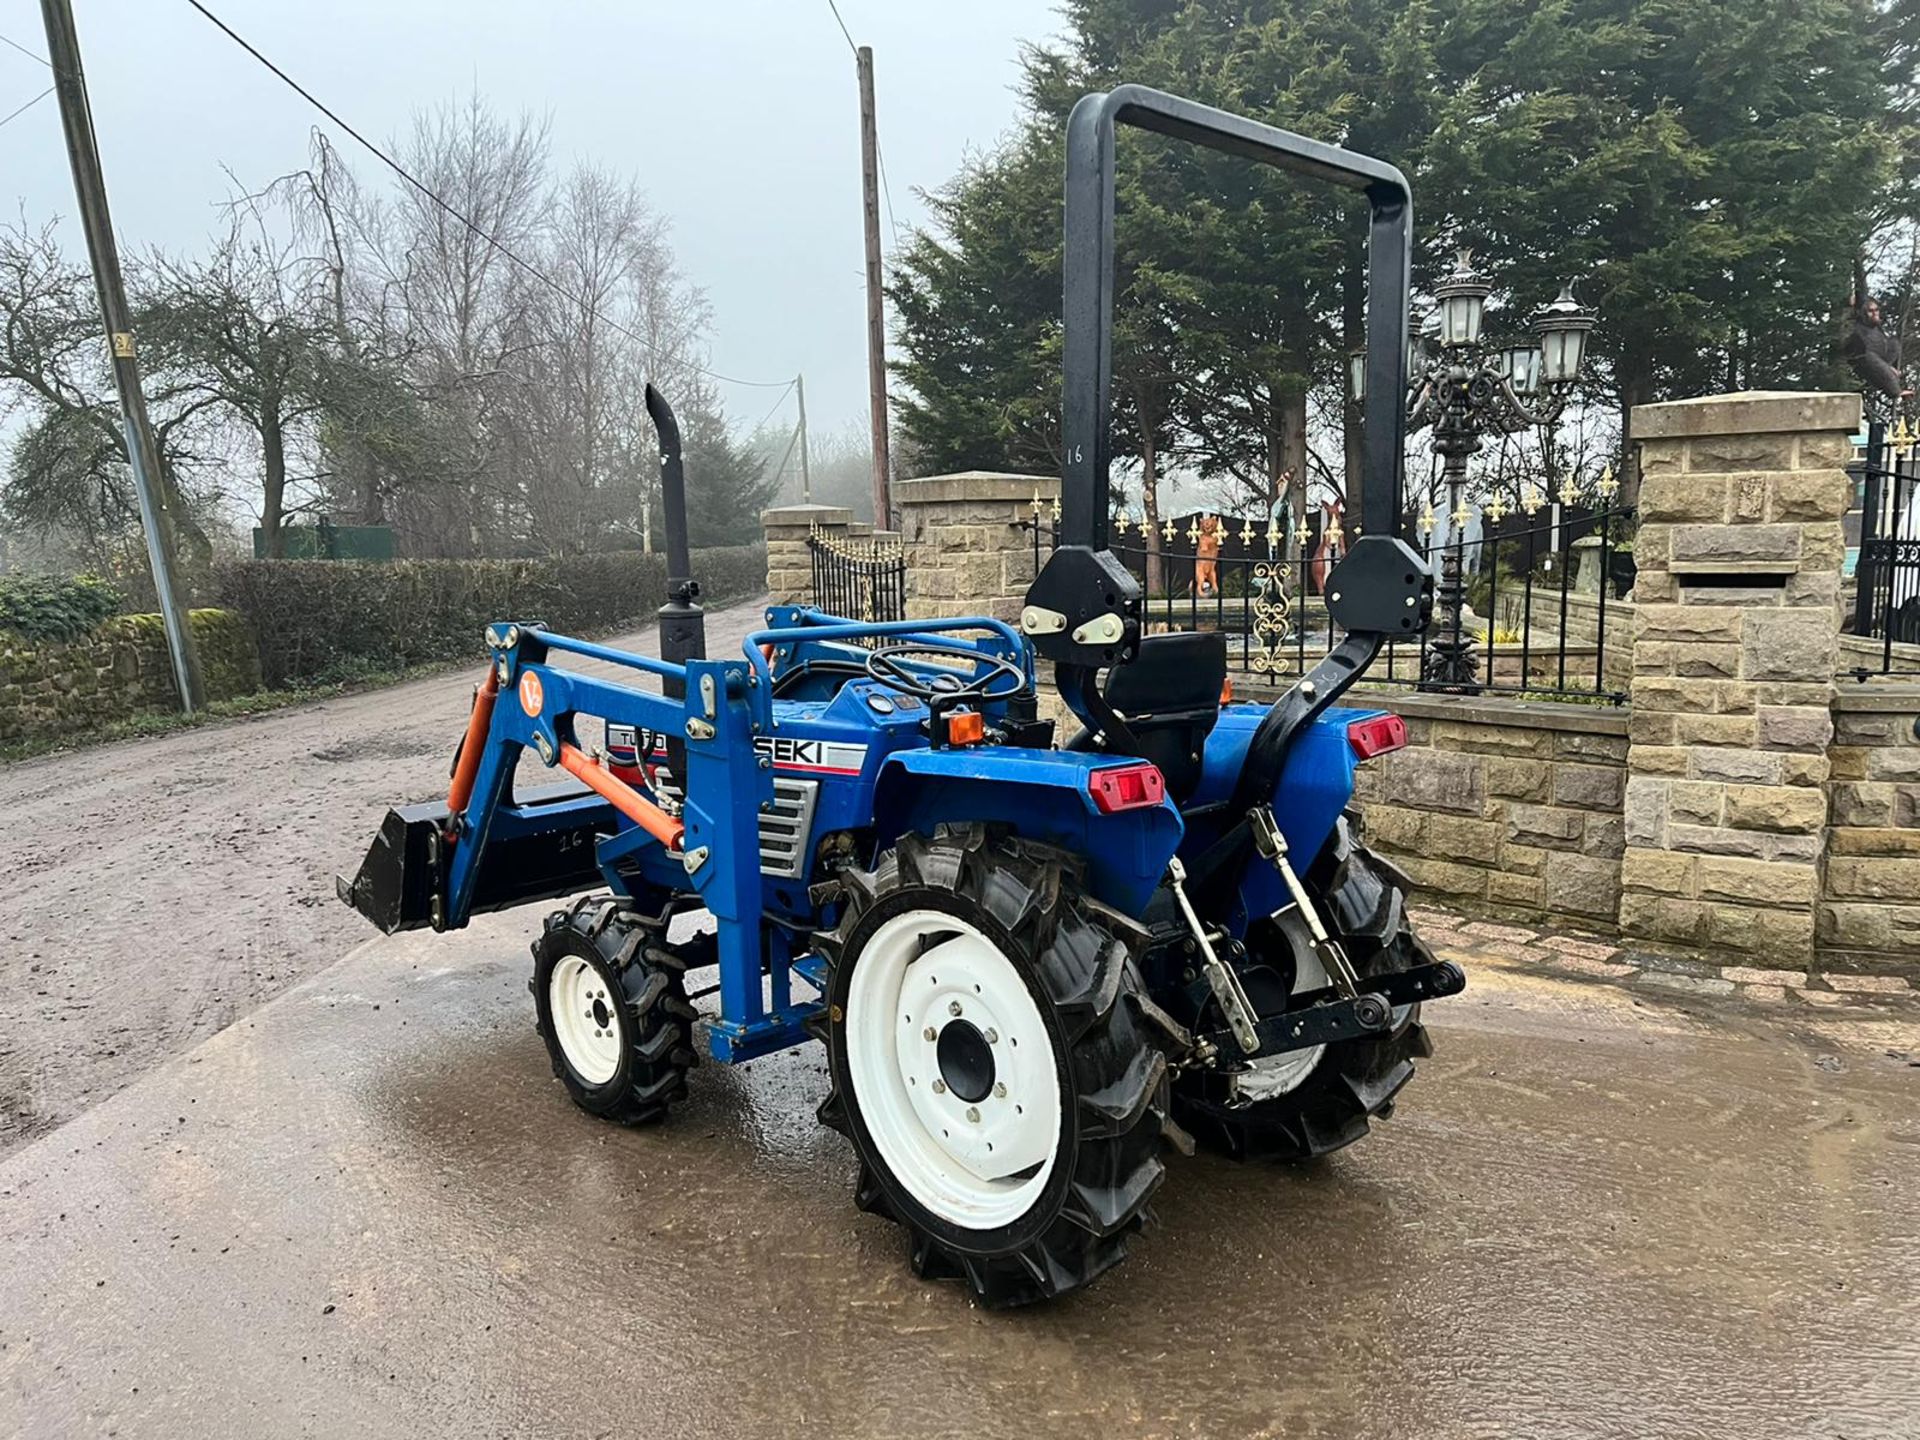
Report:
3,923,1917,1439
0,602,768,1161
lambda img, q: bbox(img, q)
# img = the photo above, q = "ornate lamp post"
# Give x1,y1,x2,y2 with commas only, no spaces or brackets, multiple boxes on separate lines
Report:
1360,254,1596,691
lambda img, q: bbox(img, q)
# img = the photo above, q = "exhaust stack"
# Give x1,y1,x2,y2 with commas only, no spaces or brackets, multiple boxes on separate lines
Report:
647,383,705,673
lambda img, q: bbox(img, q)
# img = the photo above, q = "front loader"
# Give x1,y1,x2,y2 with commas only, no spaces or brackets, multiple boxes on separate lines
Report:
339,85,1460,1307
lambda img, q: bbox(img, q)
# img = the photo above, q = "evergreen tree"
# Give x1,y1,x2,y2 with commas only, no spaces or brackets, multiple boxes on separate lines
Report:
1425,0,1895,497
677,385,779,548
889,0,1907,513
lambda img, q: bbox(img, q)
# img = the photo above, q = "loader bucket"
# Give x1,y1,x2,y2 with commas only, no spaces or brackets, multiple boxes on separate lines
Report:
336,780,615,934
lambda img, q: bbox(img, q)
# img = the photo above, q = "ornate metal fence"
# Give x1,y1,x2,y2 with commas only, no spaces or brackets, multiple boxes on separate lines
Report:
1851,419,1920,672
1019,497,1634,703
807,527,907,630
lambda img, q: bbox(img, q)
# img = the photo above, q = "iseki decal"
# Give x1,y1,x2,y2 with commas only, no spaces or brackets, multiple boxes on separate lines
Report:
754,736,868,774
643,732,867,776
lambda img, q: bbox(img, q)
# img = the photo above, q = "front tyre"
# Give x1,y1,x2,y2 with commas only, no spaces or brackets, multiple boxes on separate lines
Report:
531,897,700,1125
815,826,1170,1308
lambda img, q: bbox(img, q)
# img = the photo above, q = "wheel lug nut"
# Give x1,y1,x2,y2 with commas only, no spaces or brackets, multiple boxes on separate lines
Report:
948,1001,962,1017
965,1106,980,1123
923,1026,937,1042
984,1028,998,1044
931,1078,947,1094
993,1082,1007,1099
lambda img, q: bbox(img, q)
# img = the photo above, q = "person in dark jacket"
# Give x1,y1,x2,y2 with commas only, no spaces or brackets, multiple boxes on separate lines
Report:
1844,296,1908,402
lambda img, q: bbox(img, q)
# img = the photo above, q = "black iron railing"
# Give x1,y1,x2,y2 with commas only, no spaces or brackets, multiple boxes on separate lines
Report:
1851,420,1920,674
1019,503,1635,703
807,528,907,632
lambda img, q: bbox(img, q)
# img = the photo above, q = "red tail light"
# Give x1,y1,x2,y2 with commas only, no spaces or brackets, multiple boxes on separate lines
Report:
1347,713,1407,760
1088,761,1166,813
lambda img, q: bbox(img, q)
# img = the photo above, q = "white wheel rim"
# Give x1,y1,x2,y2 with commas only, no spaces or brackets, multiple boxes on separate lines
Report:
550,956,621,1086
1236,946,1330,1102
844,910,1064,1231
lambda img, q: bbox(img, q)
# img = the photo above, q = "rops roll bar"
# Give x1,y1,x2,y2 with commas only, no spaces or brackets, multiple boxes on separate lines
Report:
1060,85,1413,546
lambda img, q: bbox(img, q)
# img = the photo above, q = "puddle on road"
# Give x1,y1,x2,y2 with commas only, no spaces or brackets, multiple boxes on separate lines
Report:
15,919,1917,1440
342,947,1920,1438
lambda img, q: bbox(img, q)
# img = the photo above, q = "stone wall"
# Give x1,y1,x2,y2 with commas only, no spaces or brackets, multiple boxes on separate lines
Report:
762,503,853,604
896,471,1056,624
0,609,262,745
1821,685,1920,973
1353,693,1628,928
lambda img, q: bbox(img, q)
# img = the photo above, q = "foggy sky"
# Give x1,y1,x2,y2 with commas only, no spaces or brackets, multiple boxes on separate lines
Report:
0,0,1063,438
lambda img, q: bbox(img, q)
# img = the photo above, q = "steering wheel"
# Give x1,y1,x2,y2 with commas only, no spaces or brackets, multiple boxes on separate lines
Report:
863,640,1029,705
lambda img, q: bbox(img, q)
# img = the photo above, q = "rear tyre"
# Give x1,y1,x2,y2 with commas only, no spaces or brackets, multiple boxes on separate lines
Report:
531,895,700,1125
1173,818,1434,1162
813,826,1170,1308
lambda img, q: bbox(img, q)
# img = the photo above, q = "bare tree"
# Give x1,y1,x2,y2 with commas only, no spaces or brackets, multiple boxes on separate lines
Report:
2,89,728,573
0,218,222,585
374,94,550,555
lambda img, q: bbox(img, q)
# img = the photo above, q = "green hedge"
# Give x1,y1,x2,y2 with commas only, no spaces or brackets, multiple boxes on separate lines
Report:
0,573,124,643
216,544,766,688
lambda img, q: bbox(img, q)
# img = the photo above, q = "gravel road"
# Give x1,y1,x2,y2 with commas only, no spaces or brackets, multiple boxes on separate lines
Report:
0,599,767,1161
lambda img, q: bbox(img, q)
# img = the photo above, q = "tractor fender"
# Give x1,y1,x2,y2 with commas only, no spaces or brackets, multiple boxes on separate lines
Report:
1187,704,1379,932
872,747,1182,917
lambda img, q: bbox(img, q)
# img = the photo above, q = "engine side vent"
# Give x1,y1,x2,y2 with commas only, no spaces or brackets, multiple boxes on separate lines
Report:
650,771,819,880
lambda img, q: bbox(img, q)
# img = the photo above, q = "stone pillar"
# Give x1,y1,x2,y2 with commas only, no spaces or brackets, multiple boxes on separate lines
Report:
895,471,1057,622
760,503,851,604
1619,391,1859,966
1822,686,1920,974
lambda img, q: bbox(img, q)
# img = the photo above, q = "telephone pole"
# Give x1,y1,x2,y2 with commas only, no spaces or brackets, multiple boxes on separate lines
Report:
795,373,813,504
855,46,892,528
40,0,204,710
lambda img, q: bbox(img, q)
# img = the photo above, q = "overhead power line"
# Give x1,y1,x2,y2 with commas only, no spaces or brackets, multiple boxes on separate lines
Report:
0,31,50,66
0,85,53,133
749,377,797,432
824,0,857,54
875,141,903,250
179,0,795,390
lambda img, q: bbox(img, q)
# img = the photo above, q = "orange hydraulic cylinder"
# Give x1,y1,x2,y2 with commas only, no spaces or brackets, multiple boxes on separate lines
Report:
558,743,686,851
447,671,500,821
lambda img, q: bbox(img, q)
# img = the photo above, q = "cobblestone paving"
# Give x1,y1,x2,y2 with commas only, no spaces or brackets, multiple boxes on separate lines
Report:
1412,903,1920,1037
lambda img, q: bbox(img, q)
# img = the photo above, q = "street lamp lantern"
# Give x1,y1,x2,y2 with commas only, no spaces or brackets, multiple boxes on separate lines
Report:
1411,316,1435,377
1533,282,1596,385
1434,251,1492,348
1381,256,1598,696
1347,346,1367,406
1504,341,1543,397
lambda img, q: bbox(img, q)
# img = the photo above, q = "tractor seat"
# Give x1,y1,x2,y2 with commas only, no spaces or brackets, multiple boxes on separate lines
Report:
1067,630,1228,802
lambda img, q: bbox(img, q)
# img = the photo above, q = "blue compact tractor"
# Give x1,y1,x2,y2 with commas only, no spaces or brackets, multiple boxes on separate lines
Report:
340,87,1462,1306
